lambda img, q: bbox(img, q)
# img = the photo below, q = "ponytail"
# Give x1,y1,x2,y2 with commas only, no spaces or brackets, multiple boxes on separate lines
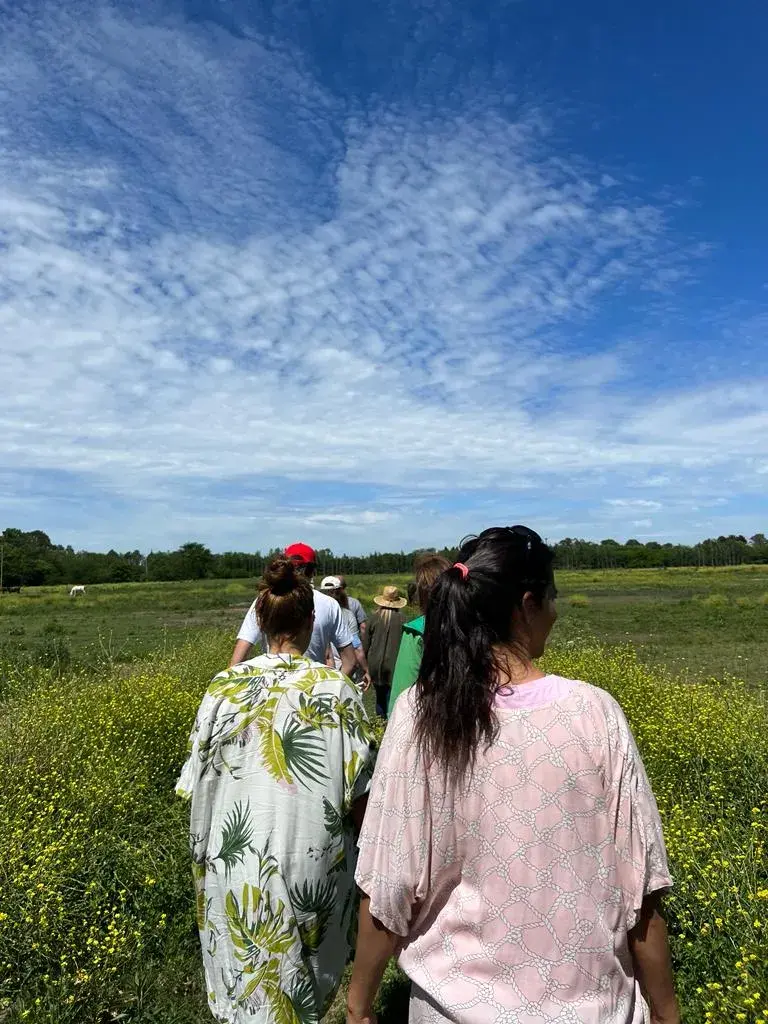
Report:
413,526,554,785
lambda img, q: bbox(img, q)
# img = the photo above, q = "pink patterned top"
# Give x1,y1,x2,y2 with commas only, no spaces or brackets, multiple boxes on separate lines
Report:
356,674,672,1024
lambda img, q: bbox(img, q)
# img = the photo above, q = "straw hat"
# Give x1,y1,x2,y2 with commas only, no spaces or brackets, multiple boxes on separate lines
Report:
374,585,407,609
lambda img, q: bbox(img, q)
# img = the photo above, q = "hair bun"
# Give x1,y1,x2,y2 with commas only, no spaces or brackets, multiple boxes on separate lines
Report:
263,556,300,596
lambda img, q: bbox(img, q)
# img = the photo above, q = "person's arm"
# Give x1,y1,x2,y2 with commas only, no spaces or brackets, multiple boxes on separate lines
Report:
362,615,374,657
355,601,368,641
330,600,357,678
346,897,401,1024
353,645,372,690
339,643,357,677
229,638,253,667
349,634,372,689
629,893,679,1024
230,601,261,666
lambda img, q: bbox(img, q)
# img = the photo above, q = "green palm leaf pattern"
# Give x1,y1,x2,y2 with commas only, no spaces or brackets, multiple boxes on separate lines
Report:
322,797,345,839
262,974,303,1024
291,667,340,692
183,657,374,1022
328,843,348,875
227,694,280,743
258,721,293,786
335,696,371,743
238,958,301,1023
289,974,318,1024
209,670,267,705
295,693,338,730
225,883,296,969
281,719,327,789
290,878,336,955
192,859,207,929
214,800,254,879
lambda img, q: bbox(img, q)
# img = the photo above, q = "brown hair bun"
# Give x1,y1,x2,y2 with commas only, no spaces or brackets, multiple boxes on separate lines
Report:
262,556,301,596
256,557,314,640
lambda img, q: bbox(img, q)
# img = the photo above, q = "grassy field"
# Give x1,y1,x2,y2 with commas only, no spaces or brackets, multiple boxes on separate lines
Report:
3,564,768,684
1,568,767,1023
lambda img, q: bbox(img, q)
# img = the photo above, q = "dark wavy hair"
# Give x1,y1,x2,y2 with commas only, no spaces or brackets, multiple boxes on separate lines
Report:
414,526,555,784
255,557,314,640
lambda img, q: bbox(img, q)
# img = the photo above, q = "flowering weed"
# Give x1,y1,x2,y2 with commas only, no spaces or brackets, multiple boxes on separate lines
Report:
1,633,766,1023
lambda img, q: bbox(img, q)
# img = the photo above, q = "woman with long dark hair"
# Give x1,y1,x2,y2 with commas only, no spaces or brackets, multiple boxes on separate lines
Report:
347,527,678,1024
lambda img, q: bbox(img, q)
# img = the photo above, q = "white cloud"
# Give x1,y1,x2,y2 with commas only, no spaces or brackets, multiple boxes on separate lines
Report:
303,511,397,528
0,2,766,551
605,499,663,510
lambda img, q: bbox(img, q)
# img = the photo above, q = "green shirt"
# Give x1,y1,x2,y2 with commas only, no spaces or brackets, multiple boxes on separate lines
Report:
387,615,424,716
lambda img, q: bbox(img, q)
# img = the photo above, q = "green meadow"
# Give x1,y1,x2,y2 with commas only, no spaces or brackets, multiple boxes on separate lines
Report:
1,566,767,1023
3,564,768,685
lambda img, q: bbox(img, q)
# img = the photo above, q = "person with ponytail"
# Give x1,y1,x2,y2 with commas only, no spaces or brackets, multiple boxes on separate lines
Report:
387,552,451,716
347,527,678,1024
177,556,377,1024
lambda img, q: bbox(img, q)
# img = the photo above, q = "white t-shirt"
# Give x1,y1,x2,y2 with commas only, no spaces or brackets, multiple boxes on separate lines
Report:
347,596,367,630
236,589,354,663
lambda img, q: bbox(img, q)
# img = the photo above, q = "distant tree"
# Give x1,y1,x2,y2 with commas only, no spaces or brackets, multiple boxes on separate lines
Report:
177,542,214,580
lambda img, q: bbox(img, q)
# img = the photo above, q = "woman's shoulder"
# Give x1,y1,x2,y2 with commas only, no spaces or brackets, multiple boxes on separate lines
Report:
549,674,627,713
551,675,636,750
218,654,349,689
290,657,353,686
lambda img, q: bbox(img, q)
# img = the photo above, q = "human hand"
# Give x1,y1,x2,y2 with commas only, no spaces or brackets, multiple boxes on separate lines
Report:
361,672,372,692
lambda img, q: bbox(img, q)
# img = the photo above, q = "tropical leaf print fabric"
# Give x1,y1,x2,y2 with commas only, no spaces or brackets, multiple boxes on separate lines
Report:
177,654,376,1024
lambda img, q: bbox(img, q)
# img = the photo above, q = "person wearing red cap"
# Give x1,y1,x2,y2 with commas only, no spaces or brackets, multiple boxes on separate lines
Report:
229,542,357,676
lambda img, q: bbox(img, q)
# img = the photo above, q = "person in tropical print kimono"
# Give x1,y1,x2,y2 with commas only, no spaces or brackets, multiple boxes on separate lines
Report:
177,555,377,1023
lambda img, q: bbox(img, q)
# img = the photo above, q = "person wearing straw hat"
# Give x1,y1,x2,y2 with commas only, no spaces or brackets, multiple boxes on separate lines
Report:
363,585,407,718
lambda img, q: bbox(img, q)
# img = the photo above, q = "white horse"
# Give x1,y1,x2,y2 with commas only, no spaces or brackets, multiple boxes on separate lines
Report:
69,585,86,596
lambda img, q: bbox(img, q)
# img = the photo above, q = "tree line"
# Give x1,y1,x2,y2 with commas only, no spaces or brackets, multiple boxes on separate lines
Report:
2,527,768,589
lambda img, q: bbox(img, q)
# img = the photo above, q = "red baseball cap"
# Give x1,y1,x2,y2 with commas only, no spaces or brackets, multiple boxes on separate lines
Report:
284,542,317,565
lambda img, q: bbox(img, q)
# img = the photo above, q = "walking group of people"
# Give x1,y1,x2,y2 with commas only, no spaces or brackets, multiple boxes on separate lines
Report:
177,528,678,1024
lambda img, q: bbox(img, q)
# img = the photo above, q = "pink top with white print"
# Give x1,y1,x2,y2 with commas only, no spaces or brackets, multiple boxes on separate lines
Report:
356,674,671,1024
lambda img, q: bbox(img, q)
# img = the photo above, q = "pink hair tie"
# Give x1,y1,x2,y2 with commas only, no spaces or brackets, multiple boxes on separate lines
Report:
453,562,469,580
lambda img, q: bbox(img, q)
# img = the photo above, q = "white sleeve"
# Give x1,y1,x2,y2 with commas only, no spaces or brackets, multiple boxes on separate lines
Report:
332,601,354,649
236,600,262,646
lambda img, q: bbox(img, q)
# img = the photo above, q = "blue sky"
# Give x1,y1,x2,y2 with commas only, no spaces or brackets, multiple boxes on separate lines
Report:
1,0,767,554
